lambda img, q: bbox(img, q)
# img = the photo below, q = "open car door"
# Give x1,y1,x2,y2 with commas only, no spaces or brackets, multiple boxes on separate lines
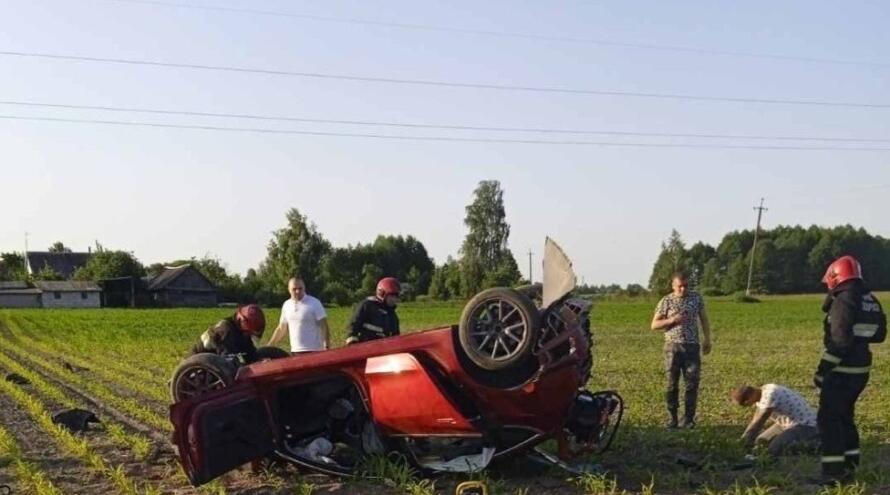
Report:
170,382,274,486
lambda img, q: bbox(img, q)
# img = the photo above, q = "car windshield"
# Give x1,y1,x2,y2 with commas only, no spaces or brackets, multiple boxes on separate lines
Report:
541,237,577,308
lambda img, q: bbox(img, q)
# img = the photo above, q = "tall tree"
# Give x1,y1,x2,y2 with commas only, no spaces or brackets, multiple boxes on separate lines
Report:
428,257,462,300
648,229,688,294
459,180,521,295
657,224,890,294
73,249,145,280
259,208,332,301
686,242,716,287
360,263,383,297
0,252,26,280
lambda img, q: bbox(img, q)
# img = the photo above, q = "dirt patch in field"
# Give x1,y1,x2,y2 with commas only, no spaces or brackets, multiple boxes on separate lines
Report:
0,390,117,494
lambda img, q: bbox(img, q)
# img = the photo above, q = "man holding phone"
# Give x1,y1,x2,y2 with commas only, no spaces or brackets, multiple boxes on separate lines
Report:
651,271,712,429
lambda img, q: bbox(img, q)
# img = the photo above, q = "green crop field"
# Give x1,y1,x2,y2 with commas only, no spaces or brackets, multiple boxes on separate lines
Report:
0,294,887,495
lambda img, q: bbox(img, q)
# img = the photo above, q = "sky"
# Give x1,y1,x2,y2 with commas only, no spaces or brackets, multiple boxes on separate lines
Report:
1,0,888,286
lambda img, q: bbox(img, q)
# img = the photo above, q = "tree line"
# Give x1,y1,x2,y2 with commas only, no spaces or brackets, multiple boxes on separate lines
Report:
1,180,523,306
649,225,890,295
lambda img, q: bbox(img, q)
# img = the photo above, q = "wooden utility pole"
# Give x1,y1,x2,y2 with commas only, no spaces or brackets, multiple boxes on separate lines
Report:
527,249,534,284
745,198,768,296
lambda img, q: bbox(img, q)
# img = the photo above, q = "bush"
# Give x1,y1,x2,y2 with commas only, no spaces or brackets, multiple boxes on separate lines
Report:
414,295,431,303
700,287,725,297
324,282,355,307
733,292,761,303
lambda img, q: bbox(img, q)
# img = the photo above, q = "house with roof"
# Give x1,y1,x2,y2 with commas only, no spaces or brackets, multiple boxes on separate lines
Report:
33,281,102,308
26,251,92,279
147,265,218,307
0,281,41,308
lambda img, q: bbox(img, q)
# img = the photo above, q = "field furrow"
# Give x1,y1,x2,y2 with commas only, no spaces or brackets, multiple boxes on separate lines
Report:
7,315,171,406
0,423,63,495
0,378,143,494
0,335,170,432
0,349,155,460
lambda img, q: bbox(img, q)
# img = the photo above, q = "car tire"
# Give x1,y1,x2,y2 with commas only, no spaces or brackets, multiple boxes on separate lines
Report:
169,353,237,403
459,287,540,371
256,346,290,361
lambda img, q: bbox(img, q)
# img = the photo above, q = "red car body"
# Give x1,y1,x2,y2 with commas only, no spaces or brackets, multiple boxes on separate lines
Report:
170,240,619,486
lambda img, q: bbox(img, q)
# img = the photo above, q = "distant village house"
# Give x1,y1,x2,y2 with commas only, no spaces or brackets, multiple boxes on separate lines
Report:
26,251,92,278
34,281,102,308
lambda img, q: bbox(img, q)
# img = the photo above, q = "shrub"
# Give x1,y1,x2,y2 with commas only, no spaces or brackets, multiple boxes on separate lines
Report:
733,292,761,303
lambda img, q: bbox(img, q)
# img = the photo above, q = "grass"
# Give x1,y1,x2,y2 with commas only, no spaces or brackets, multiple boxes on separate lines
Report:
0,424,63,495
0,323,170,431
0,349,154,461
0,292,888,494
0,375,157,495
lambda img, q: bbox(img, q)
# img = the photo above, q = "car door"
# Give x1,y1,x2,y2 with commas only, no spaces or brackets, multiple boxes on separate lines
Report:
365,353,478,436
170,382,274,486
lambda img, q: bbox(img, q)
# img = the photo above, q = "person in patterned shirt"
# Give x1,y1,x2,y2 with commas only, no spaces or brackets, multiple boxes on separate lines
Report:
650,272,712,428
732,384,819,456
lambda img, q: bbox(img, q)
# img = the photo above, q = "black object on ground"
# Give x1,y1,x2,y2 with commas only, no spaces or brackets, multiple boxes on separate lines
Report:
4,373,29,385
675,455,705,471
62,361,89,373
52,408,100,432
730,459,755,470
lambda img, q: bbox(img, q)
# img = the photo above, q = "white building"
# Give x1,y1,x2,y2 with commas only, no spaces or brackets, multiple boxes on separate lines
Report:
33,281,102,308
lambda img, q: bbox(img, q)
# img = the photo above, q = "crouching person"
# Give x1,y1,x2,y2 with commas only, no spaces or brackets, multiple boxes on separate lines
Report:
192,304,266,364
732,384,819,456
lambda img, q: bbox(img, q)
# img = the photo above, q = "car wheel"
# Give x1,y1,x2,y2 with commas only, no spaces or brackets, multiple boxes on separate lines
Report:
459,287,540,371
169,353,237,403
256,346,290,361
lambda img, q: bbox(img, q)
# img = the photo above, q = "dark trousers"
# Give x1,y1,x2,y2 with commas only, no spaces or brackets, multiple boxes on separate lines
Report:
818,372,869,480
664,343,701,422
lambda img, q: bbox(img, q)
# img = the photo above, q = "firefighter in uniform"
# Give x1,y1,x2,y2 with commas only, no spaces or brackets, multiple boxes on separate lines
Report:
814,255,886,485
191,304,266,363
345,277,400,344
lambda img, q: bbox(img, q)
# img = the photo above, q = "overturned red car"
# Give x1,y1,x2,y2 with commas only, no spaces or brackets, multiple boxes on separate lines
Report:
169,239,622,486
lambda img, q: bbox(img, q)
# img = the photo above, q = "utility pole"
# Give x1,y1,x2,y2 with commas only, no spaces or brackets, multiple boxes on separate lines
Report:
24,231,30,274
745,198,768,296
527,249,534,284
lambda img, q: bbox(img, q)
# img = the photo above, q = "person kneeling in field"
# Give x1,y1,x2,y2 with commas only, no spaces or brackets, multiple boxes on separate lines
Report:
732,384,819,456
191,304,265,364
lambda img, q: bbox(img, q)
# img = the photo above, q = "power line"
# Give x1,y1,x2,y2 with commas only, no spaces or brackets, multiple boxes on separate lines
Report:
3,100,888,143
3,114,890,150
2,50,888,109
103,0,890,69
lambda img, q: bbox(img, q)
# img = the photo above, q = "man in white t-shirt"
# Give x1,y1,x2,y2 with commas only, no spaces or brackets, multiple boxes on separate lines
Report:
731,383,819,456
267,278,330,353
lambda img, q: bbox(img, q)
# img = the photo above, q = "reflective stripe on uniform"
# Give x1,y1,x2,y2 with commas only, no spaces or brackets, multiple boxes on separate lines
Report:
844,449,860,456
821,456,845,463
200,329,215,350
814,374,823,383
852,323,879,338
821,352,842,364
834,365,870,374
363,323,384,333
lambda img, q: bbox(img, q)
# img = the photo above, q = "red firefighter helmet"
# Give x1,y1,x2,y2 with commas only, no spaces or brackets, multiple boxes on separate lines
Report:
376,277,401,299
235,304,266,337
822,255,862,290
